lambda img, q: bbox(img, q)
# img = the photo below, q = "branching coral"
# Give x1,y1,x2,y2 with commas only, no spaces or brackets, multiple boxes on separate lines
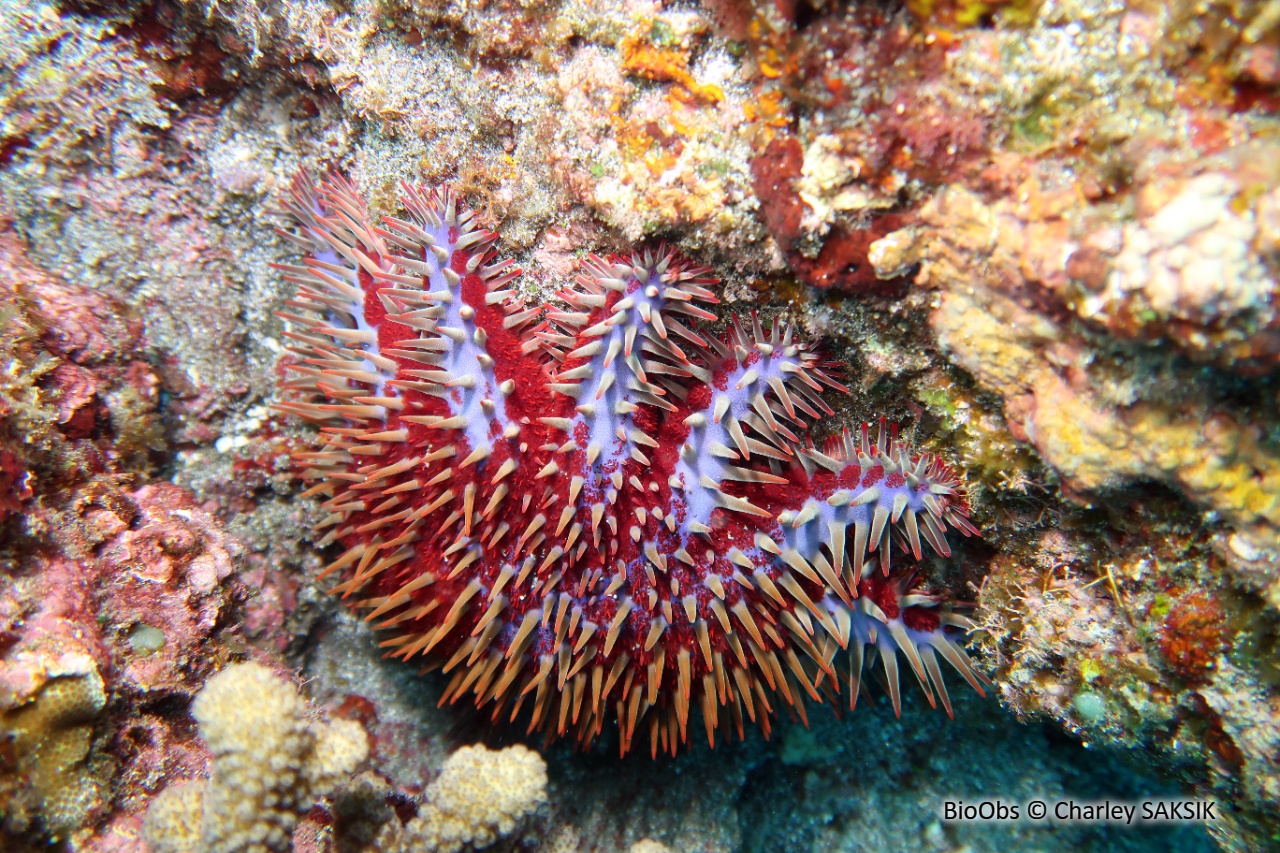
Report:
143,661,370,853
375,744,547,853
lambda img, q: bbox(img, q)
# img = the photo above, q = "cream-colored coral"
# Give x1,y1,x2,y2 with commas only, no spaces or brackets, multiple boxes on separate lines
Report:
143,661,370,853
629,841,675,853
144,782,205,852
545,824,582,853
378,743,547,853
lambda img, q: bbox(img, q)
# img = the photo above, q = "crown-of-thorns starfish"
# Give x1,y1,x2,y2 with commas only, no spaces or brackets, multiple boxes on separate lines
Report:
273,172,989,757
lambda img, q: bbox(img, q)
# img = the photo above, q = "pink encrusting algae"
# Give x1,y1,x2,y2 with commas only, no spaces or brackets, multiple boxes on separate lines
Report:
272,172,989,757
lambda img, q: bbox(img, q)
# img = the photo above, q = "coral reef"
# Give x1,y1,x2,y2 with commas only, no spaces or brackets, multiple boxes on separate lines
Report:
0,222,251,847
144,661,369,853
879,182,1280,553
0,475,247,845
0,0,1277,848
840,6,1280,842
1068,165,1280,370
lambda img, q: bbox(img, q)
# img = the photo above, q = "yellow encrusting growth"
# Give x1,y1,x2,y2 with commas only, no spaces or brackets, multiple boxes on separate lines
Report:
892,185,1280,559
0,670,107,838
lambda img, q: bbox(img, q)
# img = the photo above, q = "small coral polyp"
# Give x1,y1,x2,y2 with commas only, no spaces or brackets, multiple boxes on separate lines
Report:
274,173,988,756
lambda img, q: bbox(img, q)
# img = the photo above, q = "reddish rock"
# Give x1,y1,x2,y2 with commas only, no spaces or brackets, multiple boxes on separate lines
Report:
0,449,31,525
0,229,140,367
1159,592,1227,685
750,135,806,250
793,214,913,294
51,363,101,439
